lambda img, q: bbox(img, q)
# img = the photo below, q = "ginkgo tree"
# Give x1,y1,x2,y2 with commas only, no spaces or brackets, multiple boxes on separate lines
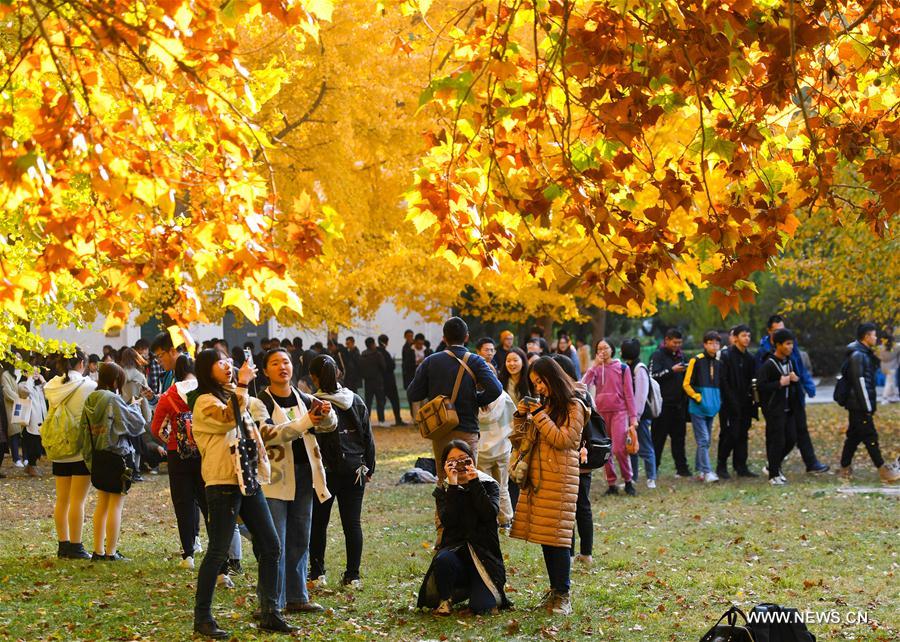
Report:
0,0,333,360
409,0,898,319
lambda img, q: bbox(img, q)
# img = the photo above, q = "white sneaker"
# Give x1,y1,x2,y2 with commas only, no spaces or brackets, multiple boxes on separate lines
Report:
179,556,194,570
216,573,234,589
308,574,327,590
762,465,768,476
193,536,202,553
769,477,786,486
13,460,24,468
778,474,787,483
646,478,656,489
704,472,720,483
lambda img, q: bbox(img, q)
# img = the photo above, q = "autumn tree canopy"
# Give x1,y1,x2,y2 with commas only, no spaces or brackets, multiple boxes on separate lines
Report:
409,0,898,318
1,0,896,359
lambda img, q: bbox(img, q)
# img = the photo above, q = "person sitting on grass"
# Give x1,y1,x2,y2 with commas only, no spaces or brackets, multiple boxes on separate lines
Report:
418,440,510,617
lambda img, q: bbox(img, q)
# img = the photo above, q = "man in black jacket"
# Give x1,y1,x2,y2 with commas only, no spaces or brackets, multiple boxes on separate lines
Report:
342,337,362,393
839,323,900,483
717,325,759,479
649,328,691,477
378,334,403,426
401,329,416,393
360,338,386,426
407,317,503,483
757,329,802,485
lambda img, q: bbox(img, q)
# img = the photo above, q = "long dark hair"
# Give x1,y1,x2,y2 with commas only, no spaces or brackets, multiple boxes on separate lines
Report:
194,348,229,404
97,362,126,393
499,347,531,400
57,348,86,382
309,354,339,394
528,356,575,426
174,354,195,382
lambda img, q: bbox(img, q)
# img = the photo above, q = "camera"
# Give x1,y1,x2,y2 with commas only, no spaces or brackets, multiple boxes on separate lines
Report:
449,457,471,473
522,395,540,407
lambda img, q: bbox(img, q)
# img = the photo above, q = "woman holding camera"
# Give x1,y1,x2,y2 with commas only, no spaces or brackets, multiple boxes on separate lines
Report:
510,357,585,615
418,440,510,616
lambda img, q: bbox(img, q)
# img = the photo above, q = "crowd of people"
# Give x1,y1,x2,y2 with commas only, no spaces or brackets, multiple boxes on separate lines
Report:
0,314,897,635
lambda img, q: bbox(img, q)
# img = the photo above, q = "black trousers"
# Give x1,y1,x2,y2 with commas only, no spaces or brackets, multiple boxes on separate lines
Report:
717,411,752,471
792,403,821,469
383,380,402,424
764,411,797,478
570,472,592,556
840,410,883,469
309,472,366,581
363,380,386,423
652,402,690,474
168,452,208,559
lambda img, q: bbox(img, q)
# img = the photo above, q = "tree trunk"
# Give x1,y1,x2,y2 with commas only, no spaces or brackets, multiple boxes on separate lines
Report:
538,315,554,345
589,308,606,345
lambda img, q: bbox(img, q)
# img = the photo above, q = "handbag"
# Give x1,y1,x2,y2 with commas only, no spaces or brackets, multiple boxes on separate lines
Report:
11,397,31,425
625,423,639,455
416,351,475,441
700,605,757,642
230,393,261,496
86,425,132,495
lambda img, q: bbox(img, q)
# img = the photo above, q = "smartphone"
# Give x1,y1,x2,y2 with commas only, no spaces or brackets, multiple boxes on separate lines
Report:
243,348,254,366
309,397,324,416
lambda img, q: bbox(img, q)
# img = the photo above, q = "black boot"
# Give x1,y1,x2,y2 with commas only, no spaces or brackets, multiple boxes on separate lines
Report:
624,481,637,496
194,619,229,639
68,542,91,559
716,464,731,480
258,611,297,634
735,467,758,478
57,541,70,558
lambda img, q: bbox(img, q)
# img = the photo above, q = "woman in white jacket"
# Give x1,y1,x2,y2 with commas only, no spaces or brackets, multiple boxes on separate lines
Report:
255,348,336,614
43,350,97,559
189,348,291,639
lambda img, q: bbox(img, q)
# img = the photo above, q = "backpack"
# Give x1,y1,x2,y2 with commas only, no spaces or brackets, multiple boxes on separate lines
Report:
747,603,817,641
832,359,851,408
700,605,757,642
42,382,86,461
174,411,200,459
637,362,663,418
579,396,611,469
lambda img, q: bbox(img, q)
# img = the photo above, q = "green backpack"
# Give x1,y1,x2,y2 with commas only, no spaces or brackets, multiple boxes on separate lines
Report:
42,382,86,461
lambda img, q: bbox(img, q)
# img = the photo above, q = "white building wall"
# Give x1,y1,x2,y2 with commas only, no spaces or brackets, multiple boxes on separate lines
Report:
34,303,448,354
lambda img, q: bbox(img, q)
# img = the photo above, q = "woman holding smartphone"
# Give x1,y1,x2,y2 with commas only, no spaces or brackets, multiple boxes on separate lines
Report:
190,348,292,638
509,356,586,616
418,439,509,616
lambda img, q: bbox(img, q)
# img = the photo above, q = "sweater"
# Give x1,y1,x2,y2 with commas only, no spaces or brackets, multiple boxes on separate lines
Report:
581,359,637,422
477,391,515,461
683,352,722,417
191,387,251,487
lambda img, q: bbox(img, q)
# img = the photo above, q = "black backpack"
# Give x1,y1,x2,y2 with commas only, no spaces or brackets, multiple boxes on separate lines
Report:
578,394,611,469
700,605,756,642
832,359,851,408
748,604,817,641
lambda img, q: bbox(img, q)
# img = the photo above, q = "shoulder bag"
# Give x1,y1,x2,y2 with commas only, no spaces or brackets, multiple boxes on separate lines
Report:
416,351,475,441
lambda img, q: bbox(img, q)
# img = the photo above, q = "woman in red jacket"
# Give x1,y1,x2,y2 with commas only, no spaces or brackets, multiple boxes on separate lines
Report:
151,355,204,568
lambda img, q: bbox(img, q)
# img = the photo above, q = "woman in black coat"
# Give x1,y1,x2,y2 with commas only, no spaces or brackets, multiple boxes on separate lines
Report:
418,440,510,616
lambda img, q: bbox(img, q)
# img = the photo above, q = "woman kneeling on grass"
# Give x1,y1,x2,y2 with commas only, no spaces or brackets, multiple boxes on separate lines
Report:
418,439,510,616
80,363,147,561
510,356,585,615
189,349,293,639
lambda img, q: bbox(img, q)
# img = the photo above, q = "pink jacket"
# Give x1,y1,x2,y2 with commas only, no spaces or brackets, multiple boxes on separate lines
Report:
581,359,637,422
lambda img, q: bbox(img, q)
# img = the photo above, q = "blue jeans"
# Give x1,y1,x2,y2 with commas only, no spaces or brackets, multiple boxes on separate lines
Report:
432,548,496,614
195,485,281,622
260,476,314,609
629,417,657,481
541,545,571,593
690,414,715,475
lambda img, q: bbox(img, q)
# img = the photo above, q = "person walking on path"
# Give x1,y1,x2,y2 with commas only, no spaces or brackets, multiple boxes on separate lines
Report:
717,325,759,479
874,329,900,404
649,329,691,477
755,315,829,474
581,339,637,496
756,330,802,485
683,331,723,483
838,323,900,484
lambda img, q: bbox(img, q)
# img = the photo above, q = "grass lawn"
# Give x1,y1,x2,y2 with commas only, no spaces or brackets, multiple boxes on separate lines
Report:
0,403,897,641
